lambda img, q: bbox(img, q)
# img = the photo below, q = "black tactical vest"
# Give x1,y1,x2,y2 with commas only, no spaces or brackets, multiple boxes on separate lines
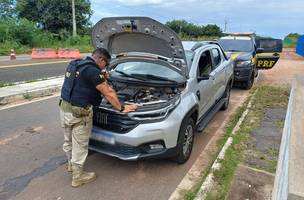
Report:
61,57,102,107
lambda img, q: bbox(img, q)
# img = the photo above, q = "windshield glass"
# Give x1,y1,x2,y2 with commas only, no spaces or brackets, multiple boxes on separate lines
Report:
113,61,184,81
218,39,253,52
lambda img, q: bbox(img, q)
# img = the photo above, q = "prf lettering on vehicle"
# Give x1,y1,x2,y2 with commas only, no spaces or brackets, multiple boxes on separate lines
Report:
257,58,277,68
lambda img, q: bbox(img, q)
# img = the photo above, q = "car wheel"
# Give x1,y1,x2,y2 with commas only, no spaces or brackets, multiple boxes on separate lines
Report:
220,83,231,111
174,118,195,164
242,73,254,90
88,149,95,156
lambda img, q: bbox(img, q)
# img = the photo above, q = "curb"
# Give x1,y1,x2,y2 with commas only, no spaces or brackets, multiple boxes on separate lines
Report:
168,91,251,200
0,78,63,106
193,90,257,200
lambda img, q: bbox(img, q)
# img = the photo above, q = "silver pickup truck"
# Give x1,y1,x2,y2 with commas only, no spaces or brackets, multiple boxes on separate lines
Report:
89,17,234,164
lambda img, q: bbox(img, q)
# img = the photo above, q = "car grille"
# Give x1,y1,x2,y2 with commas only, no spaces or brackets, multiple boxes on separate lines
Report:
89,139,142,156
93,107,139,133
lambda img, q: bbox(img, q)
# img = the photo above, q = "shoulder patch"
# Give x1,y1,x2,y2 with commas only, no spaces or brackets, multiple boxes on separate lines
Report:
65,71,71,78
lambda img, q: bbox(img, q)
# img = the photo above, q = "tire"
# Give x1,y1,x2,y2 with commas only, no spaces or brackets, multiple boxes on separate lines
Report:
220,83,231,111
88,149,95,156
173,118,195,164
242,73,254,90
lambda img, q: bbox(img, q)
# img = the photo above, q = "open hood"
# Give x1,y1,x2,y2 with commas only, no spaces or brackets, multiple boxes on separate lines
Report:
91,17,188,76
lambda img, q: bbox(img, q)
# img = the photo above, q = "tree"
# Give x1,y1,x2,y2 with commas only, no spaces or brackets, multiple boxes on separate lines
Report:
16,0,92,35
286,33,300,38
0,0,16,19
166,19,222,38
202,24,222,36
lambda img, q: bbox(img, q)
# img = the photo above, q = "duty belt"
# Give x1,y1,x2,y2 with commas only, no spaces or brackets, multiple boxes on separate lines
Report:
59,99,92,117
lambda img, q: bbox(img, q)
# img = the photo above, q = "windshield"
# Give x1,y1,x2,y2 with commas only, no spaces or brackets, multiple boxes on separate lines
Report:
219,39,253,52
113,61,184,82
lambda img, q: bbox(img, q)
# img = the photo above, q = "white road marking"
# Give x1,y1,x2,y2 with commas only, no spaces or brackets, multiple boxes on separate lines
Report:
0,60,70,69
0,93,60,111
0,134,21,145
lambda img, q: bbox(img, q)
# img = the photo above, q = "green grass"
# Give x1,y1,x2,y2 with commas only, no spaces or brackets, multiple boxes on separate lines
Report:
183,94,250,200
1,35,217,56
0,77,55,88
275,119,285,129
0,35,92,55
0,81,14,88
0,31,217,56
188,86,289,200
23,93,32,100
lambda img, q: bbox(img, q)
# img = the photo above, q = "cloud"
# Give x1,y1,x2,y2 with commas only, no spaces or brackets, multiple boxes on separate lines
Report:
90,0,304,38
93,11,116,18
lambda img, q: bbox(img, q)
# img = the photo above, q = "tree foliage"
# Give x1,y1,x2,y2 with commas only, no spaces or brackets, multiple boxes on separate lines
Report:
0,0,16,19
285,33,300,39
0,18,52,45
166,20,222,38
16,0,92,35
0,17,92,55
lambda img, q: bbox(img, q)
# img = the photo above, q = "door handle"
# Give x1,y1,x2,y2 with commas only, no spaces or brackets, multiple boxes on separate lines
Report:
196,90,201,101
210,75,216,80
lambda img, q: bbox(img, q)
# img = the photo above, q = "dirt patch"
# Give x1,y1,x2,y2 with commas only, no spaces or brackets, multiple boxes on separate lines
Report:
281,48,304,61
227,165,274,200
244,108,286,173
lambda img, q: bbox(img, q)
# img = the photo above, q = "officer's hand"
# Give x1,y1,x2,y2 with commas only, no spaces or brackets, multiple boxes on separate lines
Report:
122,104,138,113
101,70,110,80
104,71,110,79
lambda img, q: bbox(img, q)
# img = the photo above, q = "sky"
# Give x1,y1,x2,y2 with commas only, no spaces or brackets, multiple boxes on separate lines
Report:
90,0,304,39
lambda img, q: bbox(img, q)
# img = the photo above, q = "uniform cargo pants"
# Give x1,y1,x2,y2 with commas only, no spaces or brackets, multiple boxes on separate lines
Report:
59,103,93,166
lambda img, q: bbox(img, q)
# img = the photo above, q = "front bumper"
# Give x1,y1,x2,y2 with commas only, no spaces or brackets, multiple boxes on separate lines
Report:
234,66,253,82
89,139,178,160
88,106,185,160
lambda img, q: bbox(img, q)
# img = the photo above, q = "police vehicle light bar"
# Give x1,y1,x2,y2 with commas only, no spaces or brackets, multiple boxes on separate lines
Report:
224,32,256,36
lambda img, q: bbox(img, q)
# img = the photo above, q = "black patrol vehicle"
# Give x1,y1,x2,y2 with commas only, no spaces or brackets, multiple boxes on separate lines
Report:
218,33,282,89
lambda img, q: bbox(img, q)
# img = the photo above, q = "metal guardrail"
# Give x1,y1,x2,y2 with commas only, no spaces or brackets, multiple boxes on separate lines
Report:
272,75,304,200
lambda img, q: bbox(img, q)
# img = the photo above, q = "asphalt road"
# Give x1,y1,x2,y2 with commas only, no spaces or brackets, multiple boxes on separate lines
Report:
0,89,248,200
0,59,70,83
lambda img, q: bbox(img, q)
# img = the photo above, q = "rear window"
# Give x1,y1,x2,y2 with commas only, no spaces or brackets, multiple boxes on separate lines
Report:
212,48,221,67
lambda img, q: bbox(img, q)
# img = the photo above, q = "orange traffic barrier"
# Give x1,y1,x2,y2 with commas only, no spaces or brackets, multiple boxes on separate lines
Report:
31,48,57,59
58,48,81,59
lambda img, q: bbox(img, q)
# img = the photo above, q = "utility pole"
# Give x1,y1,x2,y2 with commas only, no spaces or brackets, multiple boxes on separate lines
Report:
72,0,77,37
179,25,182,36
224,19,227,33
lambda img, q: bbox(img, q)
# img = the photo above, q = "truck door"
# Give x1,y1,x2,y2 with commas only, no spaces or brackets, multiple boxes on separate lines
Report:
196,49,215,118
210,48,226,101
255,38,283,69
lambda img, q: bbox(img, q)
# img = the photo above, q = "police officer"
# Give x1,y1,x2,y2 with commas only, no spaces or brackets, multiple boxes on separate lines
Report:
59,48,137,187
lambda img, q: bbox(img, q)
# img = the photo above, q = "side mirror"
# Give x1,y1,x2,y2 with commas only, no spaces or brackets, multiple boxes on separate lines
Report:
256,48,264,53
197,75,210,82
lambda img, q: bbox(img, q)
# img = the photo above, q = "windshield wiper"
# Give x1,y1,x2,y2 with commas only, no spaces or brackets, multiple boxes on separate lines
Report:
130,73,178,83
114,70,146,81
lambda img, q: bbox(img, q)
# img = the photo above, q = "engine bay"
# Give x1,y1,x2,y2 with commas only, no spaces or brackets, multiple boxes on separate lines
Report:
100,81,181,107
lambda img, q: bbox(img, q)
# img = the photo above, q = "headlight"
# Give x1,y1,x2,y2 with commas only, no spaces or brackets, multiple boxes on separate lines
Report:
236,60,251,67
128,97,181,122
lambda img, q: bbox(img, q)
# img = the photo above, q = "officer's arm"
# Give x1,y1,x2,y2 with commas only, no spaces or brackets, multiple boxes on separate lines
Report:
96,82,122,110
